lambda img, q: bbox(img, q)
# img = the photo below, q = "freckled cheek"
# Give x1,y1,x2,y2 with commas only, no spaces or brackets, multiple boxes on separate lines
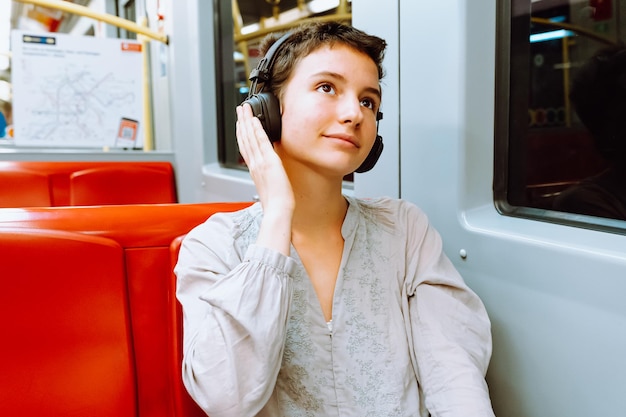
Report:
280,107,324,142
279,115,302,143
363,123,379,147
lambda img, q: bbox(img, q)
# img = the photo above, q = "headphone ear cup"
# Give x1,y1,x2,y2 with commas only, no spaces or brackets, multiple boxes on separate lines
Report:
355,135,384,173
242,92,282,142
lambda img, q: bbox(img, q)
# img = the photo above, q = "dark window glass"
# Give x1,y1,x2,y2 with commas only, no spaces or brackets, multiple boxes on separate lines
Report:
496,0,626,233
123,0,137,40
214,0,352,177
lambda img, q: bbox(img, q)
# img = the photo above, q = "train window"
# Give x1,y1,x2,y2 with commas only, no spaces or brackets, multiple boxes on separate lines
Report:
118,0,137,40
214,0,352,174
496,0,626,233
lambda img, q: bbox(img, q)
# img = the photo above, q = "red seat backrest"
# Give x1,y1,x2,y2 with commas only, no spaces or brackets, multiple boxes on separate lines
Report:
0,169,51,207
0,228,136,417
0,161,177,206
69,164,177,205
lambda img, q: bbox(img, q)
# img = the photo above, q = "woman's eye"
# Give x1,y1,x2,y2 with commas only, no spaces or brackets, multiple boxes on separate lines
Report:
361,98,375,110
317,84,335,94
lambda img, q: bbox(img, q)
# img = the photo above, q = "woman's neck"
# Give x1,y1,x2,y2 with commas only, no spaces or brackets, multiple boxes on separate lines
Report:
287,170,349,235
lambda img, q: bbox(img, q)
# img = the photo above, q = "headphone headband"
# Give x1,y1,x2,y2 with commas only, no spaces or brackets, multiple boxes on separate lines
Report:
248,31,292,95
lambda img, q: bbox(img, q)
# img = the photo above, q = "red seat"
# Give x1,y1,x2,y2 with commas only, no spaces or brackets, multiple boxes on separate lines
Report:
0,202,252,417
0,161,177,207
0,228,136,417
0,169,51,207
69,164,177,205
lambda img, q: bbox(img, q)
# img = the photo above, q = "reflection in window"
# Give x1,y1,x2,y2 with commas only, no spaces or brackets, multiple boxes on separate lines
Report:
214,0,352,171
498,0,626,230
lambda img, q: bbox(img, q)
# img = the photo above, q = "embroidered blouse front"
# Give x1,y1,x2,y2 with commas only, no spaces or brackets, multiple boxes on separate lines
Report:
175,196,494,417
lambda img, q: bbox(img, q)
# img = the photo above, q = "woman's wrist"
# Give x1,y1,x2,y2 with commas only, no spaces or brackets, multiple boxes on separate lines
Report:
256,208,293,256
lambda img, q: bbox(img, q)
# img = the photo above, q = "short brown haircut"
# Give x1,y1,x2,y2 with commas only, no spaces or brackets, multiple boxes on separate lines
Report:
258,21,387,101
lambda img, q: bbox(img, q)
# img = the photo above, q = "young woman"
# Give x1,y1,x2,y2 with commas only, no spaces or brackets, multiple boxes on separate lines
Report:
175,21,495,416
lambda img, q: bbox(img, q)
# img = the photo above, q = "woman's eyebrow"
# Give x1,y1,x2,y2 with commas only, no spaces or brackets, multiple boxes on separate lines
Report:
311,71,381,100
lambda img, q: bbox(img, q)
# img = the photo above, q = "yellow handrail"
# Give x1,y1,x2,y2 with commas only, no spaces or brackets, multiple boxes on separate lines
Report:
138,17,154,151
13,0,168,44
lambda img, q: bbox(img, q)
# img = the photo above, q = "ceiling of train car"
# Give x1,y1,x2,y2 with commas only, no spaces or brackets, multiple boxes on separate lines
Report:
236,0,348,26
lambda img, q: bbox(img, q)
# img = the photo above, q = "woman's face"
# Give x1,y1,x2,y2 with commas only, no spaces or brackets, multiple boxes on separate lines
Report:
275,44,381,177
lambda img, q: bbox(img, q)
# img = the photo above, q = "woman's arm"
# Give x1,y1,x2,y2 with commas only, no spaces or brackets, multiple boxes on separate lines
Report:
175,221,296,417
404,204,495,417
174,104,298,416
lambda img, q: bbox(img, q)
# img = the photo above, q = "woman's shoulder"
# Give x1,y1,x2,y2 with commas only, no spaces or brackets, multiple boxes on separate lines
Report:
186,202,263,243
349,195,426,216
347,196,430,231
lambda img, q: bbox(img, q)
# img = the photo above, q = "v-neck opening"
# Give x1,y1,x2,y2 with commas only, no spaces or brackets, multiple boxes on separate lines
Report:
289,197,359,327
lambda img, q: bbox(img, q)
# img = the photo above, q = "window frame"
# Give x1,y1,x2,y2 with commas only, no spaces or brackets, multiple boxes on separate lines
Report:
493,0,626,235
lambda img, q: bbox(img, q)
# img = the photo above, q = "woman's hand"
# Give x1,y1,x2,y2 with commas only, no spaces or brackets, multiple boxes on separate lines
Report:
236,103,294,255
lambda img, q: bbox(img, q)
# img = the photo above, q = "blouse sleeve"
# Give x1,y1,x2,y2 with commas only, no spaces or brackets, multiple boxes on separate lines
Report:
174,212,296,417
403,203,495,417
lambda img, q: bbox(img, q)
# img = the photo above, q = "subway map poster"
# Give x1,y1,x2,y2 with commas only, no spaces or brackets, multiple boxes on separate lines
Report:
11,30,143,148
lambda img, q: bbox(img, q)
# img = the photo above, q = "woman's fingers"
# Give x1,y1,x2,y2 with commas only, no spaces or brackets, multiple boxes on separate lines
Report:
236,104,272,169
236,103,293,205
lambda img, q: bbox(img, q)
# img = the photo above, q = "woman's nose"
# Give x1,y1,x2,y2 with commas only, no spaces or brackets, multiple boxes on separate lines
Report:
338,95,363,126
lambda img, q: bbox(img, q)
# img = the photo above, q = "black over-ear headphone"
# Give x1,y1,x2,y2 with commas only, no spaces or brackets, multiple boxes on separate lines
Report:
241,32,384,173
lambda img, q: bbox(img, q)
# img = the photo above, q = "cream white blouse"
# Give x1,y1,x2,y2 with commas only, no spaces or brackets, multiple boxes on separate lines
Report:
175,196,495,417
